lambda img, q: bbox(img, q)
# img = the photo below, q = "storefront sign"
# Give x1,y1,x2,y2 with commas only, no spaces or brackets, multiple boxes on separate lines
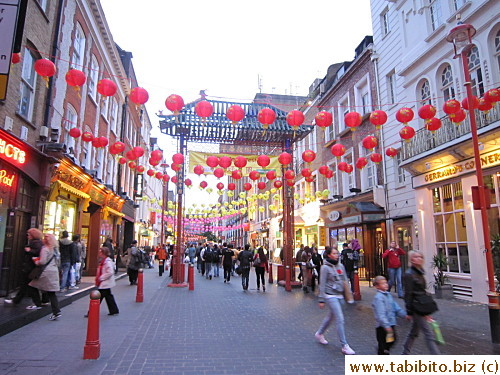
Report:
305,225,317,235
319,226,326,246
363,213,385,222
0,138,26,164
0,169,14,187
342,215,361,225
328,210,341,221
413,148,500,187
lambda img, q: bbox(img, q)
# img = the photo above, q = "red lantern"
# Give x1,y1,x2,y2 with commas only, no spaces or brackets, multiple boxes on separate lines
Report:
274,180,283,189
450,109,466,124
302,150,316,163
315,111,333,129
249,171,260,181
98,136,108,148
195,100,213,119
69,128,81,138
150,149,163,161
257,155,271,168
234,156,247,169
118,157,127,165
257,181,266,190
286,179,295,187
214,168,224,179
418,104,437,120
163,174,170,183
200,181,208,189
231,170,242,180
129,87,149,105
258,108,276,130
226,105,245,124
147,169,155,177
266,170,276,180
301,168,312,178
136,165,145,174
206,156,219,168
244,183,252,191
113,141,125,153
305,176,315,183
396,107,414,124
11,53,20,64
425,117,442,132
443,99,461,115
228,183,236,191
126,150,138,160
484,88,500,103
369,110,388,129
149,158,160,167
478,98,493,112
362,136,378,151
344,164,354,173
81,131,93,143
65,69,86,89
130,146,143,158
171,176,178,184
278,152,292,165
331,143,346,158
385,148,398,158
461,96,479,110
284,170,295,180
243,223,250,231
34,59,56,83
218,156,232,169
286,110,305,130
356,157,368,170
370,153,383,164
325,169,334,179
155,171,163,179
399,126,416,141
97,79,117,97
338,161,347,171
165,94,185,114
216,182,224,190
91,138,101,148
194,165,204,176
344,111,362,131
172,153,184,165
171,164,181,172
184,179,192,187
318,165,329,175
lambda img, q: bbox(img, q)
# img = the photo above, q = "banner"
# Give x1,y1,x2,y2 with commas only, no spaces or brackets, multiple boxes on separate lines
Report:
188,151,282,176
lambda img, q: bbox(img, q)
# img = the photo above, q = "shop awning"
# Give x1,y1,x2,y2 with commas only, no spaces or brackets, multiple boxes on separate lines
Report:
103,206,125,220
349,202,384,213
48,180,90,201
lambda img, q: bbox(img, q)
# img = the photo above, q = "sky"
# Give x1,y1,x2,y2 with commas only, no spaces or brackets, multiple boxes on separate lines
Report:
99,0,374,206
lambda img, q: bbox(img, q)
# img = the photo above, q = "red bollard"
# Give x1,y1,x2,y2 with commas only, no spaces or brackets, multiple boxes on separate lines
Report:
136,268,144,303
353,269,362,301
188,264,194,291
268,262,274,284
83,290,101,360
285,266,291,292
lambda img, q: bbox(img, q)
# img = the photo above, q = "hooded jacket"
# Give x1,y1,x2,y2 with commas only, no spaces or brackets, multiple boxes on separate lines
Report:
318,260,348,303
59,238,76,265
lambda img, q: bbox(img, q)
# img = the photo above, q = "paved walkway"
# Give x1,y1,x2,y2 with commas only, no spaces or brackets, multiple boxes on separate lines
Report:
0,265,499,375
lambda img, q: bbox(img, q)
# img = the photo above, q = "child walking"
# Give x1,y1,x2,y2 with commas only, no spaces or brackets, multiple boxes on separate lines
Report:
372,276,408,354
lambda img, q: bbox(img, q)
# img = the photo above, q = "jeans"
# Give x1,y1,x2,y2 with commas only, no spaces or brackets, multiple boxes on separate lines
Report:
402,314,441,354
223,265,231,281
241,267,250,290
74,262,82,283
60,262,71,289
205,262,212,278
317,297,347,346
388,267,403,297
212,262,219,277
255,267,265,289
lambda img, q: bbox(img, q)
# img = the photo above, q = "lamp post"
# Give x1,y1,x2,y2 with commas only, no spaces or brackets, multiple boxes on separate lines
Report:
160,163,169,248
446,22,500,343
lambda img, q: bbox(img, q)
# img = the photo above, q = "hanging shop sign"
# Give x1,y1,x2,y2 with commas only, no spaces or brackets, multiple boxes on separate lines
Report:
319,226,326,247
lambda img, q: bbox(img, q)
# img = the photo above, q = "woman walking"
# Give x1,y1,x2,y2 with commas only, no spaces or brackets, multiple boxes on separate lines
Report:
315,247,355,355
402,251,440,354
95,247,119,316
253,247,268,292
29,233,62,321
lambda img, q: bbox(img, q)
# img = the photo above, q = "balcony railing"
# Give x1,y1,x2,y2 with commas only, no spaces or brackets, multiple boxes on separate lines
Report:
401,106,499,161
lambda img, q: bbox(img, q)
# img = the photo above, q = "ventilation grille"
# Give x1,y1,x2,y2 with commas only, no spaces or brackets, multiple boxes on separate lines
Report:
452,284,473,300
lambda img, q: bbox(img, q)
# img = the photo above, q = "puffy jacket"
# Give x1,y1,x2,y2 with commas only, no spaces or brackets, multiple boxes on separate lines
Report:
97,257,116,289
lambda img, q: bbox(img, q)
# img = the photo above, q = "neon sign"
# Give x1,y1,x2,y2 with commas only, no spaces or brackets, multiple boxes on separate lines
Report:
0,169,15,187
0,138,26,164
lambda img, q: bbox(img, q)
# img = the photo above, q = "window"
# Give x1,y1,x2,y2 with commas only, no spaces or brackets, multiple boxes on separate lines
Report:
387,71,396,104
440,64,455,102
494,30,500,83
395,152,406,185
109,98,118,134
326,109,335,142
381,8,390,36
36,0,47,11
433,182,469,274
467,46,484,97
71,24,86,69
96,148,104,180
328,161,339,197
453,0,466,11
64,105,77,154
356,77,371,116
88,56,99,100
101,96,109,119
81,127,91,169
342,151,354,195
419,79,432,105
338,96,350,132
361,92,370,115
361,145,376,190
17,48,37,120
428,0,443,31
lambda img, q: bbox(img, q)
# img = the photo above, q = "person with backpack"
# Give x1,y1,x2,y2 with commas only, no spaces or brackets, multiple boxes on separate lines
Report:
222,244,235,283
201,244,213,280
341,243,356,293
212,244,221,278
238,244,254,291
59,231,77,292
126,240,140,285
253,246,268,292
195,242,204,274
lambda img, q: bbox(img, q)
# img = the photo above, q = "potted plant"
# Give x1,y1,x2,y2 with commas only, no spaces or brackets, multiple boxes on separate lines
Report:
491,235,500,293
431,252,453,299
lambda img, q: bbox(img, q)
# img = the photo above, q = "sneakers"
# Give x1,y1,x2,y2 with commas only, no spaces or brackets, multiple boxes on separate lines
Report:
48,313,62,321
315,333,328,345
26,305,42,310
41,302,50,306
4,299,13,304
341,344,356,355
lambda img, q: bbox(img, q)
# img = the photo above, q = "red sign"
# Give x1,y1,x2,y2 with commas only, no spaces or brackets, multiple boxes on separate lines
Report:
0,169,15,187
0,138,26,164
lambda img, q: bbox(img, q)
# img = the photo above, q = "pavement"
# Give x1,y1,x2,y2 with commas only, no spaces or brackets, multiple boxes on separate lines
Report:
0,264,499,375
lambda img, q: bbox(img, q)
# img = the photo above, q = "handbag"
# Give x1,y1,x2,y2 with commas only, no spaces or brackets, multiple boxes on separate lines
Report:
412,293,438,315
28,255,54,280
235,266,242,275
253,256,261,267
343,281,354,303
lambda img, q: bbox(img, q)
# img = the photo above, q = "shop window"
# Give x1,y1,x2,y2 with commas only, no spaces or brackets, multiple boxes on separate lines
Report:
433,181,469,273
17,175,34,211
485,174,500,237
44,199,77,238
17,48,37,121
467,46,484,97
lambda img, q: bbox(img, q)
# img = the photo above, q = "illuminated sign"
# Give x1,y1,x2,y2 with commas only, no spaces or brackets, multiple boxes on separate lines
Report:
0,169,15,187
0,138,26,164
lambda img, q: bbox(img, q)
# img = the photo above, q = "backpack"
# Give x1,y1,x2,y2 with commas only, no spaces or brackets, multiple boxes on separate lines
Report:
204,248,213,262
138,250,148,265
253,255,261,267
212,248,220,263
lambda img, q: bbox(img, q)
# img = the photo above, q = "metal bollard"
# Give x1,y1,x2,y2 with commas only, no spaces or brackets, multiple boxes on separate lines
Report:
268,262,274,284
136,268,144,303
188,263,194,291
285,266,291,292
83,290,101,360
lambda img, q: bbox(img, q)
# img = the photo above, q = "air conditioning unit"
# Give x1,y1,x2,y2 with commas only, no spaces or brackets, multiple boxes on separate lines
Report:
20,126,28,141
4,116,13,131
40,126,49,138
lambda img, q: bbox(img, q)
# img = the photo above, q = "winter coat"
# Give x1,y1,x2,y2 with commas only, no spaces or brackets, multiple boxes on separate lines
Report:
21,239,43,274
238,250,254,269
59,238,76,264
382,247,405,269
127,246,140,270
96,257,116,289
29,246,60,292
318,261,348,303
372,290,406,328
403,266,430,316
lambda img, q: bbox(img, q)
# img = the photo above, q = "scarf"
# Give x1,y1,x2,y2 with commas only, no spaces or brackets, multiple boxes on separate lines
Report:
325,258,339,265
95,257,106,287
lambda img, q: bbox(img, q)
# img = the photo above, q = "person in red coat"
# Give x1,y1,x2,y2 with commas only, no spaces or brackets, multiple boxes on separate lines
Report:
382,241,406,298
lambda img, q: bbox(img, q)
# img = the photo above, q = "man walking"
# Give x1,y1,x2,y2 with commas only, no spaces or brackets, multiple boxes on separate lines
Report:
202,244,213,280
238,244,254,291
382,241,406,298
126,240,140,285
59,231,77,291
222,244,234,283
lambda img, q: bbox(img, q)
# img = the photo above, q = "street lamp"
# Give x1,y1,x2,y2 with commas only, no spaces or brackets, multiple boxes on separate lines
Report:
160,163,169,247
446,22,500,343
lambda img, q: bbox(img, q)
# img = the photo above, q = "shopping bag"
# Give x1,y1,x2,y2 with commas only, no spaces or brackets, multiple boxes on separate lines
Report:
430,320,445,345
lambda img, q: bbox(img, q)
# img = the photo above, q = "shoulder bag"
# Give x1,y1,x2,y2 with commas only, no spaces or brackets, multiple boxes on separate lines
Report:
412,293,438,315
